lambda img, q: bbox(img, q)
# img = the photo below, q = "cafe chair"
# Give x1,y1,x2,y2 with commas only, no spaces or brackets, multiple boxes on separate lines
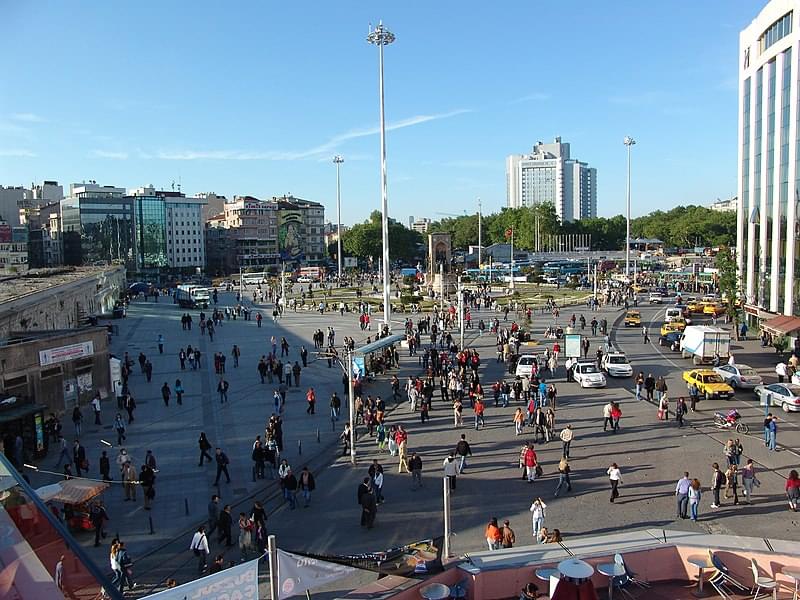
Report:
749,558,777,600
707,551,749,599
611,573,636,600
614,552,651,589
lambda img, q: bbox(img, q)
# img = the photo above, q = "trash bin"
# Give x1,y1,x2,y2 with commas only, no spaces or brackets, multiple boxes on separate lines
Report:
419,583,450,600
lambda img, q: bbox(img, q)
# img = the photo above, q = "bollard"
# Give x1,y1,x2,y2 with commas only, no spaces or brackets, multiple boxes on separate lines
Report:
297,439,302,455
317,428,321,442
184,498,189,516
149,515,154,535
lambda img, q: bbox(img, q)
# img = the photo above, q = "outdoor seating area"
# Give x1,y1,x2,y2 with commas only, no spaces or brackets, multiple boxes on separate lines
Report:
341,529,800,600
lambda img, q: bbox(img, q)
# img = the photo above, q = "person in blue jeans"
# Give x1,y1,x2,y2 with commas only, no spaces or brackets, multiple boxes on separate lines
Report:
764,412,773,446
768,416,778,451
688,479,702,521
455,434,472,474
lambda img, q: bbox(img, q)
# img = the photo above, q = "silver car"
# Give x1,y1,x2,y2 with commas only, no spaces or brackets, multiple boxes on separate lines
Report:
713,364,763,389
754,383,800,413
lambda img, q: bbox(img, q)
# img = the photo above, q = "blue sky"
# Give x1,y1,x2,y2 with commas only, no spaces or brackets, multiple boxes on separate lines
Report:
0,1,757,225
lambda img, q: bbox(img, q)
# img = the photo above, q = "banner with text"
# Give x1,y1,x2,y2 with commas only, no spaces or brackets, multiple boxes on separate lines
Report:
142,556,259,600
276,549,356,599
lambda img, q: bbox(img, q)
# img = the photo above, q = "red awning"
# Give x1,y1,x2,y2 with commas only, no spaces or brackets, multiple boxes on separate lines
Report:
761,315,800,336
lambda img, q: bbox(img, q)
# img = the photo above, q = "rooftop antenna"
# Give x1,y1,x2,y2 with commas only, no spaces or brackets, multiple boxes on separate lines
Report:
171,180,175,191
178,176,181,193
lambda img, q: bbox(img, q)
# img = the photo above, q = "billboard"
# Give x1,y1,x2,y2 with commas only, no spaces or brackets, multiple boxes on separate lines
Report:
39,341,94,366
279,211,304,261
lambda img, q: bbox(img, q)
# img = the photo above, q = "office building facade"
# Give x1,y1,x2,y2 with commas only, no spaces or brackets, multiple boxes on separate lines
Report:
60,184,134,268
506,137,597,222
737,0,800,316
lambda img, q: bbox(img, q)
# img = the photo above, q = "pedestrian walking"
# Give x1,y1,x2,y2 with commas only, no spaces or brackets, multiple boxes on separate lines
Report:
72,405,83,437
607,462,622,502
358,478,377,529
217,505,233,546
484,517,502,550
559,425,573,458
523,444,538,483
217,378,229,404
306,388,316,414
741,458,760,504
161,382,171,407
409,452,423,489
554,457,572,496
207,495,219,537
190,526,210,574
787,469,800,511
232,345,240,368
767,415,778,451
299,466,316,507
198,432,213,466
675,397,687,427
214,448,231,485
500,520,516,548
675,472,690,519
688,479,702,521
175,379,184,405
115,542,136,593
455,434,472,474
91,393,102,425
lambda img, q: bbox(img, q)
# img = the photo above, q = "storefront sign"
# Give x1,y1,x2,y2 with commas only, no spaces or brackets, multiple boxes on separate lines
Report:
39,341,94,366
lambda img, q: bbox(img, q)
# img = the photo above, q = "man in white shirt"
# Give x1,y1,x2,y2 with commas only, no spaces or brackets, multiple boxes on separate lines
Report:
675,472,691,519
190,526,210,574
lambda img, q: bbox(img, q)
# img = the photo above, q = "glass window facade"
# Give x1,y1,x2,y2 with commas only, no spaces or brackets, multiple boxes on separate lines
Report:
765,60,777,307
60,196,135,268
134,197,167,270
760,11,793,54
743,77,751,219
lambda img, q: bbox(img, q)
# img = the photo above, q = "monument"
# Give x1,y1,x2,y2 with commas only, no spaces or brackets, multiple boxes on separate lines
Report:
428,233,457,297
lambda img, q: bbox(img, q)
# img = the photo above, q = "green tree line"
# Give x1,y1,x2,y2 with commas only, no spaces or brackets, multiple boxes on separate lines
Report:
428,203,736,251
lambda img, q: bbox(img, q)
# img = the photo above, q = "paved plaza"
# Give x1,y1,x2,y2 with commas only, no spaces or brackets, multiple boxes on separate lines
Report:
24,287,800,595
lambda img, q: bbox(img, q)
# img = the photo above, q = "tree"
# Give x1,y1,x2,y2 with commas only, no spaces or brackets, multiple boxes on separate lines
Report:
715,245,741,335
342,211,423,263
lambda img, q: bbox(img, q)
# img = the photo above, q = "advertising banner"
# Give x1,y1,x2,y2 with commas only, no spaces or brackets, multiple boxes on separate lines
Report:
279,211,304,261
276,549,356,599
142,556,259,600
39,342,94,366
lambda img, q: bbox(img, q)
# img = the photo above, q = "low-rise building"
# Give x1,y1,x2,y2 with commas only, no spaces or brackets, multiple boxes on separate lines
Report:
0,223,28,275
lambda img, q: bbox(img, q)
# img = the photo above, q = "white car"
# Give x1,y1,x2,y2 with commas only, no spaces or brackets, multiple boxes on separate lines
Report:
601,352,633,377
649,293,664,304
515,355,536,378
713,364,763,389
754,383,800,412
297,276,313,283
572,361,607,388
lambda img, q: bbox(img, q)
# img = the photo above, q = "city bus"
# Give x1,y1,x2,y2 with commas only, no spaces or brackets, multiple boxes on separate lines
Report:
296,266,324,282
242,272,269,285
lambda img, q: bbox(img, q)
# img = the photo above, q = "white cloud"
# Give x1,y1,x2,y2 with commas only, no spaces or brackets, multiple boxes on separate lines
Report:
0,149,37,157
90,150,129,159
11,112,45,123
509,93,550,104
153,108,472,161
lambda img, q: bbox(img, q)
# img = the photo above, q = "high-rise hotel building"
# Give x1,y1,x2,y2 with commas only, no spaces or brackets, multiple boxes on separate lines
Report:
737,0,800,317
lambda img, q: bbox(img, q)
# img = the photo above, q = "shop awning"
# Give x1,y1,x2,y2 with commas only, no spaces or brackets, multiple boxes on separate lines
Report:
37,479,109,505
761,315,800,336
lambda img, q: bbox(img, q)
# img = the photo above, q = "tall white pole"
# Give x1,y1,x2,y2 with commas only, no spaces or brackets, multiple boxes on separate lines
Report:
267,534,279,600
348,349,356,465
439,262,444,313
477,198,482,270
280,262,285,313
442,477,452,559
334,155,344,284
458,275,464,350
510,228,515,291
624,136,635,281
368,23,395,330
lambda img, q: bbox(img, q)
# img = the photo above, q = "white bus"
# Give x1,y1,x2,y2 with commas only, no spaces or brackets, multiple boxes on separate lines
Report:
242,272,269,285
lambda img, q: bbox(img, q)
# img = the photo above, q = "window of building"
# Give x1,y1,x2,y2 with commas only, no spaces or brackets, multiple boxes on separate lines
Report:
760,11,793,54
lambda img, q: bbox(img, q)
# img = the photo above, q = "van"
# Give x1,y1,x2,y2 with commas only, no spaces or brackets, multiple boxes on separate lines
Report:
665,307,683,322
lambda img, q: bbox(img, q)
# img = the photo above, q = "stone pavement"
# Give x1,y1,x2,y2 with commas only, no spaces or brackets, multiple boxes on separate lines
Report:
26,290,800,597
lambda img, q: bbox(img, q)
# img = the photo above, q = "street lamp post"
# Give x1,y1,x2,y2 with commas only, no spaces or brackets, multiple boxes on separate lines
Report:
477,198,482,270
367,22,395,330
623,136,636,281
333,155,344,284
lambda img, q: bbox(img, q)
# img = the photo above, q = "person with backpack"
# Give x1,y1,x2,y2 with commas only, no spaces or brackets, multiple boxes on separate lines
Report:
190,526,210,574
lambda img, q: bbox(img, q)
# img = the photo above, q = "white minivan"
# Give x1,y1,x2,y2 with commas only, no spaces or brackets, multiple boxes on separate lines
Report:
665,307,683,322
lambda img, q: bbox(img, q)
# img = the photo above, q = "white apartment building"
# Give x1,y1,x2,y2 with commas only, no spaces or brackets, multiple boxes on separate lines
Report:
410,218,431,233
506,137,597,222
737,0,800,316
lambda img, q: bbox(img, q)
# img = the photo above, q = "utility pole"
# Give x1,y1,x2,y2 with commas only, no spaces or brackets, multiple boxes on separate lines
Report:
477,198,482,270
443,477,452,559
347,349,356,465
458,275,464,350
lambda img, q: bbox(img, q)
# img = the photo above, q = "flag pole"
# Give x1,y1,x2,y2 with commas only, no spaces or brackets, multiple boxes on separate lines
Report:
268,534,279,600
510,227,515,291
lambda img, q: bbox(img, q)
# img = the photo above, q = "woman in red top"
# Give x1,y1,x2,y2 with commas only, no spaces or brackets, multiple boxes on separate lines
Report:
610,402,622,432
786,469,800,512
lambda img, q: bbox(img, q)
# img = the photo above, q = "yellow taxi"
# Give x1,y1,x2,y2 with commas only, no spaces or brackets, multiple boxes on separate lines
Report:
631,285,649,294
624,310,641,327
666,317,687,331
682,369,735,399
703,303,725,317
686,299,705,313
660,321,684,336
